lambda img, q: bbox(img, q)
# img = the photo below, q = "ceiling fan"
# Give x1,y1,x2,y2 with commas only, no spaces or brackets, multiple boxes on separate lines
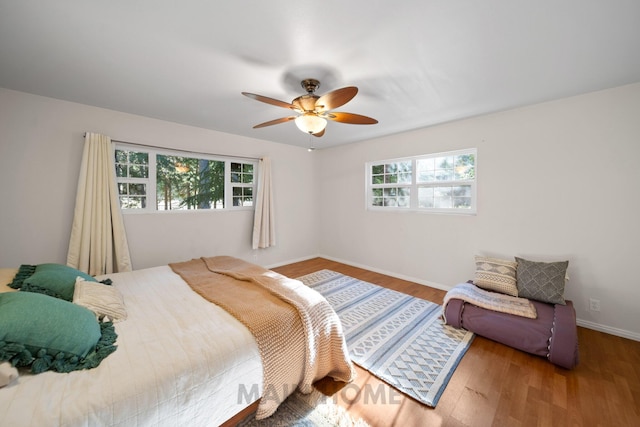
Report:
242,79,377,137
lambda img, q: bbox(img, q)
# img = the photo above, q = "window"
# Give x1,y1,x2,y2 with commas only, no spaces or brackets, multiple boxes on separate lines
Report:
114,144,257,212
367,148,476,214
230,162,254,207
115,149,150,209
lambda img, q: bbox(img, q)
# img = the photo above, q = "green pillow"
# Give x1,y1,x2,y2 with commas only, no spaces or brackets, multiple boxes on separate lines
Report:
22,263,97,301
8,264,36,289
0,292,117,373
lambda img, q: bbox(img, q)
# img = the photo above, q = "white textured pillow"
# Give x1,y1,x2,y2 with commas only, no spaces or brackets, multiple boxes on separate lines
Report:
474,256,519,297
0,361,18,387
0,268,18,293
73,277,127,323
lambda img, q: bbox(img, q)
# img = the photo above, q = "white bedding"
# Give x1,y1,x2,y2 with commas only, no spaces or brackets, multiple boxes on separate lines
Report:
0,266,263,426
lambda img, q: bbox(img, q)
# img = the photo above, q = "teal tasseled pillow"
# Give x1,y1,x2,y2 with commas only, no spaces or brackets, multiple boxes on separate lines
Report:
10,263,98,301
0,292,117,373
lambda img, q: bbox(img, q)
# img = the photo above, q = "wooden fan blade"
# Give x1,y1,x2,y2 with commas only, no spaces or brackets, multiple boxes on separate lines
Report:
315,86,358,111
312,128,325,137
242,92,295,110
325,112,378,124
253,116,296,128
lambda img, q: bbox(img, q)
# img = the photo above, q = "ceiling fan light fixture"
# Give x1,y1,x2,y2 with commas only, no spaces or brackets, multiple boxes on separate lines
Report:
243,79,376,138
295,114,327,135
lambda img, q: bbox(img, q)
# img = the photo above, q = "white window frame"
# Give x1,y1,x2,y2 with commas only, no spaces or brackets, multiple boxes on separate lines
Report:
228,161,256,208
365,148,477,215
114,143,258,213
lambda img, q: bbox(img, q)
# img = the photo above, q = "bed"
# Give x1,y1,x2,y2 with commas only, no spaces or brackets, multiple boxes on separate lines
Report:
0,256,354,426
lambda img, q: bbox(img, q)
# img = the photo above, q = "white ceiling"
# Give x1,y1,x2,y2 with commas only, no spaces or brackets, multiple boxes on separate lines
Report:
1,1,639,149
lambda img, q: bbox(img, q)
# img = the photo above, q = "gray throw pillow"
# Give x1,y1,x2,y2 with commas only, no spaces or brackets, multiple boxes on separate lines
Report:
515,257,568,305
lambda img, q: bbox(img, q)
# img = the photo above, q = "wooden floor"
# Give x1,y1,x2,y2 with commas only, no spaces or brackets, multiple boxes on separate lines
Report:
269,257,640,427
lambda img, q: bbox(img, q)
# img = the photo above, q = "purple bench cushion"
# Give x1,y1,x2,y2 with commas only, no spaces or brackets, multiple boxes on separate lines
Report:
444,297,578,369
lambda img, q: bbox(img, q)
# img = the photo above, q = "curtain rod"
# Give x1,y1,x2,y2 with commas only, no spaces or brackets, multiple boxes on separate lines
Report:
83,133,261,161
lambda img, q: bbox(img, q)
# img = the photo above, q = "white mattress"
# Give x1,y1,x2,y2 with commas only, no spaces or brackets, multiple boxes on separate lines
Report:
0,266,263,426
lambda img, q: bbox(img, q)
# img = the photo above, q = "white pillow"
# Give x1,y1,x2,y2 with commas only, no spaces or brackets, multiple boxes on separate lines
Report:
0,268,18,293
474,256,519,297
0,362,18,388
73,277,127,323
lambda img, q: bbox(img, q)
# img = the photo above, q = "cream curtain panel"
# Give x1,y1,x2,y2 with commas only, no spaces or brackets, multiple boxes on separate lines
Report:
252,157,276,249
67,133,132,275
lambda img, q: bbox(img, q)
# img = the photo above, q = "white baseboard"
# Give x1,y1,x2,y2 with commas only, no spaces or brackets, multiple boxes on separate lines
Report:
317,254,454,292
264,254,321,270
270,254,640,343
576,319,640,342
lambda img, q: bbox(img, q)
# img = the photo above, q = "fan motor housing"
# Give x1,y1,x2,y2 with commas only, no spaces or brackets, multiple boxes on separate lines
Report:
301,79,320,94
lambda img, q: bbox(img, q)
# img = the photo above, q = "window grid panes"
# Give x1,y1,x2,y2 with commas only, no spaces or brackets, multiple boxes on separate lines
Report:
371,187,411,207
115,150,149,209
371,162,412,185
367,149,476,214
231,162,255,207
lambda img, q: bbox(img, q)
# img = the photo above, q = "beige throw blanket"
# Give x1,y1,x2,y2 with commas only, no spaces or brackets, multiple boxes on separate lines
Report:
169,256,355,420
443,282,537,322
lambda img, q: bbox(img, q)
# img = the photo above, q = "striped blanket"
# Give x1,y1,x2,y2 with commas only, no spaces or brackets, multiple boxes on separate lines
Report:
442,282,537,321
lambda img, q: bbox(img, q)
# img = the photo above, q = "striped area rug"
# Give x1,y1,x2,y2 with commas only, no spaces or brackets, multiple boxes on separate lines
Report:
297,270,474,407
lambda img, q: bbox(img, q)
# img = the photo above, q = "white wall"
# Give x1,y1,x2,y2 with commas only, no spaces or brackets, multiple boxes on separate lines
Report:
0,88,319,270
317,83,640,340
2,83,639,340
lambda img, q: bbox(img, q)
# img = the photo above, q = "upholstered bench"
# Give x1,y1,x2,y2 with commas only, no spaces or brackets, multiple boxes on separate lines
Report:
443,289,579,369
442,255,579,369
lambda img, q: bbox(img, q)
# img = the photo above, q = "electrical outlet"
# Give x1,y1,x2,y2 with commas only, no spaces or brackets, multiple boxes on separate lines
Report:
589,298,601,312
